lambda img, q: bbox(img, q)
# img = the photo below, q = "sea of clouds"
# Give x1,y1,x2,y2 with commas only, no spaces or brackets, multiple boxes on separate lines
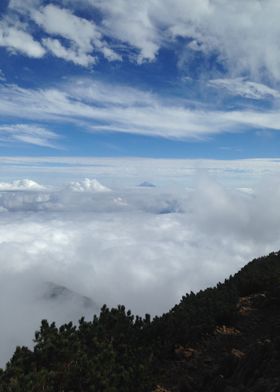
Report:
1,159,280,366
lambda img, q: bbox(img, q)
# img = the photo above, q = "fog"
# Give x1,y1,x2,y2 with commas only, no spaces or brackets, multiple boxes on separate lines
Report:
0,173,280,366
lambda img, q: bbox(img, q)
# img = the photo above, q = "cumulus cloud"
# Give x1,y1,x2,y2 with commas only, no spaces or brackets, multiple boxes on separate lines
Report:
4,0,280,78
66,178,111,192
4,0,120,66
42,37,96,67
0,169,280,366
0,179,45,191
94,0,161,63
32,4,121,64
0,20,45,58
32,4,100,51
58,0,280,79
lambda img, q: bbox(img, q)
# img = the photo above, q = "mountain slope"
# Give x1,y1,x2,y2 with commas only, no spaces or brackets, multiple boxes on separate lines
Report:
1,252,280,391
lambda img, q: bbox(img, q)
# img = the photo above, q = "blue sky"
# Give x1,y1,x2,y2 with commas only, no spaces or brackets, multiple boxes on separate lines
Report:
1,0,280,158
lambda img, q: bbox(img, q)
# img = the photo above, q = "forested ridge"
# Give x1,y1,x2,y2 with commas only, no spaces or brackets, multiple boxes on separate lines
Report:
1,251,280,391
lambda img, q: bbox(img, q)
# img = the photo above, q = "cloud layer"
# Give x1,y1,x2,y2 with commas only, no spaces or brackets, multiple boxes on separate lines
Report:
1,78,280,143
1,169,280,366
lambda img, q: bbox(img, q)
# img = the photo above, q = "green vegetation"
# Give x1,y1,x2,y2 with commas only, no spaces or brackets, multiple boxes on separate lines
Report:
1,251,280,391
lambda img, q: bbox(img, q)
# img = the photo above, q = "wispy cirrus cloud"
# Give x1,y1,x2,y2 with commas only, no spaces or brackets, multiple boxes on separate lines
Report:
208,78,280,100
0,124,60,148
0,69,6,81
1,79,280,141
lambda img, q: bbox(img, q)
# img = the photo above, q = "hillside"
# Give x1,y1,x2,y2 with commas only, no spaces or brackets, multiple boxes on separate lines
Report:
1,252,280,391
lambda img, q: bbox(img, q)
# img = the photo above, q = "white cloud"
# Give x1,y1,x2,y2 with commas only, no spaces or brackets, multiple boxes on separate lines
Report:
94,0,280,79
32,4,121,64
68,79,156,107
66,178,111,192
42,38,96,67
208,78,280,100
50,0,280,80
5,1,121,66
5,0,280,79
0,69,5,81
0,20,45,58
0,171,280,367
8,0,41,12
1,79,280,140
95,0,161,63
1,156,279,189
0,124,59,148
32,4,101,51
0,179,45,191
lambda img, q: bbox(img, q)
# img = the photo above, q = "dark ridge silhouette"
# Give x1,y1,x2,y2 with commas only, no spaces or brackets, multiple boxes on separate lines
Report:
1,251,280,391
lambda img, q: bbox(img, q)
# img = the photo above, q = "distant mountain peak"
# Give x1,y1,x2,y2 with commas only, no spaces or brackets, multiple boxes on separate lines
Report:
138,181,156,188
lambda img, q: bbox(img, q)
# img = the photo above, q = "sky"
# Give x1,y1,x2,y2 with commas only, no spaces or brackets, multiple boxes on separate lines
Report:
1,0,280,158
2,0,280,368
